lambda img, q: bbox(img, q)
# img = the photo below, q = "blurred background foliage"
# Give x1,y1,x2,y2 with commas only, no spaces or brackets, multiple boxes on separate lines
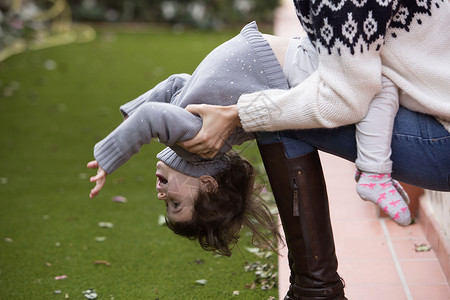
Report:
0,0,279,61
68,0,279,28
0,0,279,32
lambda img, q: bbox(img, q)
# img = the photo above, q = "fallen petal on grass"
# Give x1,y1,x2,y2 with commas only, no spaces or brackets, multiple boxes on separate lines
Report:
158,215,166,226
245,247,260,254
244,260,277,290
55,275,68,280
232,290,240,296
4,237,13,243
94,260,111,266
194,279,208,285
112,195,127,203
82,288,98,299
245,246,273,258
98,222,114,228
95,236,106,242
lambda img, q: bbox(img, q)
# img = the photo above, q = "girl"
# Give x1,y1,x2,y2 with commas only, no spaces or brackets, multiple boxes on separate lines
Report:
88,22,410,258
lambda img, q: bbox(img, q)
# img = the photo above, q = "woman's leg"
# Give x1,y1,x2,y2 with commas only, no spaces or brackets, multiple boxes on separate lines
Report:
257,132,347,300
256,108,449,299
284,107,450,191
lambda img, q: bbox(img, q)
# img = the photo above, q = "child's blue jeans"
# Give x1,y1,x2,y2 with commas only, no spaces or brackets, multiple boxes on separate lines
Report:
256,107,450,191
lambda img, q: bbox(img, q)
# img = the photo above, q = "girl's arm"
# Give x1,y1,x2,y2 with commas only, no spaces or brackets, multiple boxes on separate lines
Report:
88,102,202,198
119,74,191,118
87,75,192,198
94,102,202,175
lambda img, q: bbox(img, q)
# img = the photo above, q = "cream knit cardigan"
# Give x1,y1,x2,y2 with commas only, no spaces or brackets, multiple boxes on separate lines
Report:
237,0,450,132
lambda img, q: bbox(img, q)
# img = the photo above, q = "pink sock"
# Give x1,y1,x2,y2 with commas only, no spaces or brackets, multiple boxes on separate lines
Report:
356,172,411,226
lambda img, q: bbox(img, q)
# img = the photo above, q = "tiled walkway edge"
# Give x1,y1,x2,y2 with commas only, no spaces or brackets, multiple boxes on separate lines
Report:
419,195,450,284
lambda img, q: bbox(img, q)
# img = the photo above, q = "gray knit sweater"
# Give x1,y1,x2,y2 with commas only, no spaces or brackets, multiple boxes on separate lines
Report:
93,22,289,177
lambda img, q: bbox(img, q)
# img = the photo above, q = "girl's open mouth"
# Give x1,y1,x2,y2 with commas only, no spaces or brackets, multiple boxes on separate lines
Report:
156,174,168,185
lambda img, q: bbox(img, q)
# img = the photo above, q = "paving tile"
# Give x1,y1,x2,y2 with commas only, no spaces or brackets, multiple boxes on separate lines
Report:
329,199,378,221
336,238,392,261
400,260,447,284
333,219,385,240
409,284,450,300
385,221,426,239
344,284,408,300
391,238,436,260
338,260,401,285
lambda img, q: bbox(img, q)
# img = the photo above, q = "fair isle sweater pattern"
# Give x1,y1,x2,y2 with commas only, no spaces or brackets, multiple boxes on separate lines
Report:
293,0,443,55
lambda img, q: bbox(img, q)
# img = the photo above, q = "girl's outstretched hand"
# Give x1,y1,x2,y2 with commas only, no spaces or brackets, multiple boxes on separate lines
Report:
87,160,107,199
179,104,241,158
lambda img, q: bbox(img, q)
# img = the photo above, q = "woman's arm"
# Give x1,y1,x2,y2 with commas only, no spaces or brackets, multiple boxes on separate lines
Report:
178,104,241,157
238,1,396,130
182,2,396,155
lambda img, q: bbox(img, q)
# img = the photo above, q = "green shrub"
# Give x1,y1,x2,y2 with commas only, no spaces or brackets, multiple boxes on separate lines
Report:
69,0,279,28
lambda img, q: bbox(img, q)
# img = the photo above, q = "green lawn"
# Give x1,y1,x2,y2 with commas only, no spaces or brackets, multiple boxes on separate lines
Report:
0,25,278,299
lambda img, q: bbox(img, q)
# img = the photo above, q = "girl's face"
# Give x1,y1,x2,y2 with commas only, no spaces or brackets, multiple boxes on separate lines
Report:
156,161,200,223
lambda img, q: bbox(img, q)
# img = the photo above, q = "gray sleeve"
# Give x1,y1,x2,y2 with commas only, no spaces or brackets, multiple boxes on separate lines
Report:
119,74,191,118
355,76,399,173
94,102,202,174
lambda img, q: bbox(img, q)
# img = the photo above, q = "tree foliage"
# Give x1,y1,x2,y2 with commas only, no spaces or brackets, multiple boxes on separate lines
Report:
69,0,279,28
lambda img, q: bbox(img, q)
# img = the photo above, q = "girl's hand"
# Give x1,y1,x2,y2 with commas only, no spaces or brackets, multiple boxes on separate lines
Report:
87,160,107,198
178,104,241,158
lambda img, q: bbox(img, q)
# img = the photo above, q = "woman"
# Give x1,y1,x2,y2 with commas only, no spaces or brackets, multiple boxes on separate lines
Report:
179,1,450,299
88,21,413,299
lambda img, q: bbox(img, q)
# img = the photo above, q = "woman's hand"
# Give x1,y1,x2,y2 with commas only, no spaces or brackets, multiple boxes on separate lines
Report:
87,160,107,198
179,104,241,158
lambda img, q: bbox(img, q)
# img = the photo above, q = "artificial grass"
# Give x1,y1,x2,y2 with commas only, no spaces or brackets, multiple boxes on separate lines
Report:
0,25,278,299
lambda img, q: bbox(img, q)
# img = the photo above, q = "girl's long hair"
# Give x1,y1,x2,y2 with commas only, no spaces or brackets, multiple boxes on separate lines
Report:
166,152,280,257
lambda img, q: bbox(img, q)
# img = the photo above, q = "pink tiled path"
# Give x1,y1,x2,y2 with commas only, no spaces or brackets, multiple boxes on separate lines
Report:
273,1,450,299
277,153,450,300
